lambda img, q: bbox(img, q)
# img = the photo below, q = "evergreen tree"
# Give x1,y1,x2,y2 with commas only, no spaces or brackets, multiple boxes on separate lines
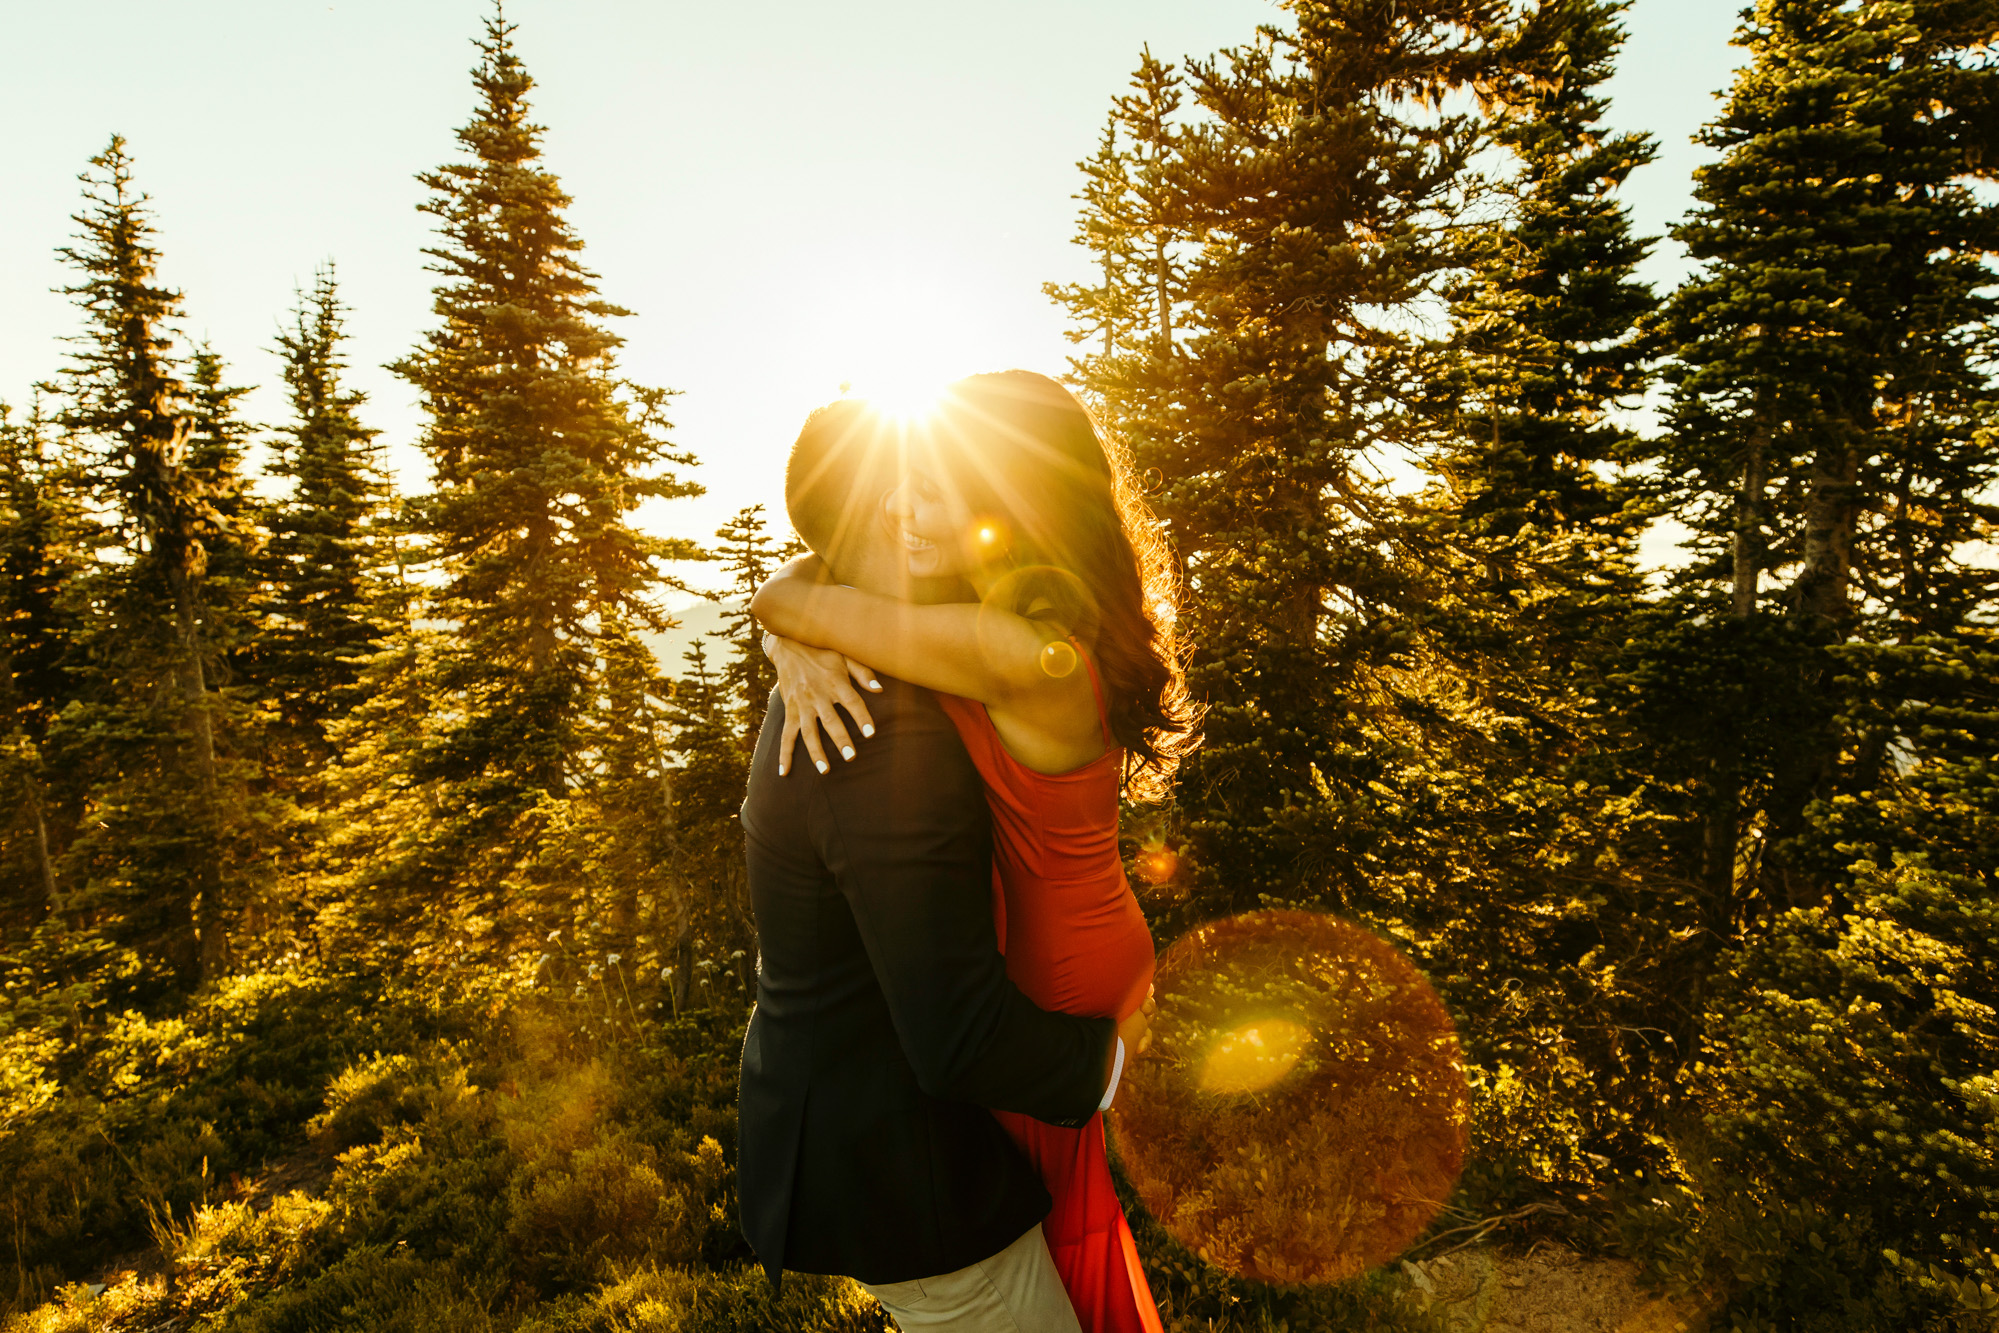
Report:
371,10,701,947
659,637,754,1010
1055,0,1677,1191
1058,2,1505,920
1045,48,1188,384
1627,0,1999,1295
48,138,268,990
1647,0,1999,912
184,345,266,699
710,504,793,741
1397,0,1677,1174
0,400,84,926
1429,0,1655,547
578,619,679,979
258,266,397,781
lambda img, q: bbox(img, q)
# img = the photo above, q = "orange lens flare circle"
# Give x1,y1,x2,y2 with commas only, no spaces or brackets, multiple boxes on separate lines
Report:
1109,909,1469,1286
1039,640,1079,678
1136,844,1179,886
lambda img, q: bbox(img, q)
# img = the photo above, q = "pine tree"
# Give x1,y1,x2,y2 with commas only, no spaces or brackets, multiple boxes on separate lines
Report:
578,619,679,977
258,266,396,781
1430,0,1655,546
371,10,701,947
1385,0,1683,1174
710,504,794,742
48,137,268,990
1057,2,1684,1190
1045,49,1187,381
1060,2,1505,920
1648,0,1999,913
0,400,84,926
184,345,265,698
1628,0,1999,1288
658,637,754,1010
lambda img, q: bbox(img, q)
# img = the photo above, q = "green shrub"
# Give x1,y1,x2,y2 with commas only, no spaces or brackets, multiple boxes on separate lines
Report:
558,1263,889,1333
308,1045,473,1154
220,1243,505,1333
1611,1166,1968,1333
0,961,466,1309
504,1132,728,1290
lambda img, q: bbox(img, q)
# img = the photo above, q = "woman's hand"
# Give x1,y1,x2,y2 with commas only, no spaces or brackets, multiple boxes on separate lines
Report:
764,630,882,776
1119,984,1158,1059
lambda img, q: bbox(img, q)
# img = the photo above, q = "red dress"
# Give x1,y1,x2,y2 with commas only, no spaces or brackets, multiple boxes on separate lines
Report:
936,644,1164,1333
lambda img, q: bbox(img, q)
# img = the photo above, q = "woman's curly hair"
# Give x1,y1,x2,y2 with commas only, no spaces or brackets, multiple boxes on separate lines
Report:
927,371,1199,804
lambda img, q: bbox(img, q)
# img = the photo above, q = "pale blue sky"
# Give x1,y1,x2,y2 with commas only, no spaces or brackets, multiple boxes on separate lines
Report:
1,0,1747,593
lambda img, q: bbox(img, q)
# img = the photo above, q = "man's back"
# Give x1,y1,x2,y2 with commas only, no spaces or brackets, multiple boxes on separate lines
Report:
736,677,1113,1288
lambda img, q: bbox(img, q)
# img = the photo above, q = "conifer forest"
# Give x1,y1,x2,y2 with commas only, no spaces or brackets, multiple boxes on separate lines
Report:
3,2,1996,1330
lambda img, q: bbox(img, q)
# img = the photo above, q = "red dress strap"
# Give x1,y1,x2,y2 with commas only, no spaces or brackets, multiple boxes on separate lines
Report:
1069,635,1113,748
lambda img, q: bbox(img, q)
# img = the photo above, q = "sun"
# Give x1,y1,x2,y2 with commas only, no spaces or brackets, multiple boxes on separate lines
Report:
843,369,949,422
801,254,990,422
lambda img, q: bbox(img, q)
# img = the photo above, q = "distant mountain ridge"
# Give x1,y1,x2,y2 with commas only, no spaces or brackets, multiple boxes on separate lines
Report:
640,597,743,678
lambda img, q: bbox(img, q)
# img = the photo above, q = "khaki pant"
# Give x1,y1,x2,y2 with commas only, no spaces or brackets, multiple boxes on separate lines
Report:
858,1222,1082,1332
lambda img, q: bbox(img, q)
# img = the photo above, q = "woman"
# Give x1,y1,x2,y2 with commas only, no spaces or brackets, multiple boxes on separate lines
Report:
751,370,1195,1333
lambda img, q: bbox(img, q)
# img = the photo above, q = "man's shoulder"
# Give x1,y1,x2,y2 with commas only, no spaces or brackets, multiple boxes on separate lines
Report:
868,675,949,724
745,676,962,796
742,675,984,842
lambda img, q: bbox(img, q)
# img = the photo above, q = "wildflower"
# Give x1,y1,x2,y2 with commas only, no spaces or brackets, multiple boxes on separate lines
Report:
662,966,674,980
547,929,560,942
587,963,601,978
607,953,622,964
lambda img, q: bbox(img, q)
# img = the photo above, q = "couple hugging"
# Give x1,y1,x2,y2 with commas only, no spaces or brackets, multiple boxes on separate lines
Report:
735,369,1196,1332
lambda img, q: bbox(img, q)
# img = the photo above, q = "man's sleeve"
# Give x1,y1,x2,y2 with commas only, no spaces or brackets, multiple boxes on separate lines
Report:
812,705,1114,1128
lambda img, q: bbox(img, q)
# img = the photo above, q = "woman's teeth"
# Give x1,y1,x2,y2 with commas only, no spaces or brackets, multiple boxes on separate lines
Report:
901,530,935,552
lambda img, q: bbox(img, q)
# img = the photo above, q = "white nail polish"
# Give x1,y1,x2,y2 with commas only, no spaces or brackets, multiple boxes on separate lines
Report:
861,724,875,738
815,760,828,774
869,680,881,690
841,746,855,761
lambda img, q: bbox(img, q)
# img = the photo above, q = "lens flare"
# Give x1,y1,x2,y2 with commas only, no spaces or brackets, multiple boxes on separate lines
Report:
969,516,1011,559
1109,909,1469,1286
974,566,1097,678
1136,844,1179,886
1200,1018,1311,1094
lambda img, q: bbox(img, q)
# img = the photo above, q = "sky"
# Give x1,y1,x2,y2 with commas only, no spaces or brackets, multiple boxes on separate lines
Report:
0,0,1751,598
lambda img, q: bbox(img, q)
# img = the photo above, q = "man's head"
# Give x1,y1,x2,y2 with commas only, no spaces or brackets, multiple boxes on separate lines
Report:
785,397,909,593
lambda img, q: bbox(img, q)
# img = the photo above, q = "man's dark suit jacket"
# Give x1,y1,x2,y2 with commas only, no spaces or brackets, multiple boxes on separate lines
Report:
736,677,1116,1290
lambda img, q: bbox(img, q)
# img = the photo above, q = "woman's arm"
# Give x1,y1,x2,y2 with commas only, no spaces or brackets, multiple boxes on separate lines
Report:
751,555,1058,709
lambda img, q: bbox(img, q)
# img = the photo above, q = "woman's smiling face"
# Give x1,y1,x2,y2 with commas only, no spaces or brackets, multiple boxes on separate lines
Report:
884,461,978,579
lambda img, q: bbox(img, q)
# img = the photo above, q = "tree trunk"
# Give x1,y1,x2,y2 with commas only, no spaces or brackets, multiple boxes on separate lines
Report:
170,563,227,984
27,776,60,909
1700,775,1738,929
1732,422,1768,618
1793,437,1859,631
1102,250,1116,361
1754,431,1862,911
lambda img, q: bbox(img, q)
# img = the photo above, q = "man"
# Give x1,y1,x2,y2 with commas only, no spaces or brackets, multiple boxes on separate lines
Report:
737,399,1151,1331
